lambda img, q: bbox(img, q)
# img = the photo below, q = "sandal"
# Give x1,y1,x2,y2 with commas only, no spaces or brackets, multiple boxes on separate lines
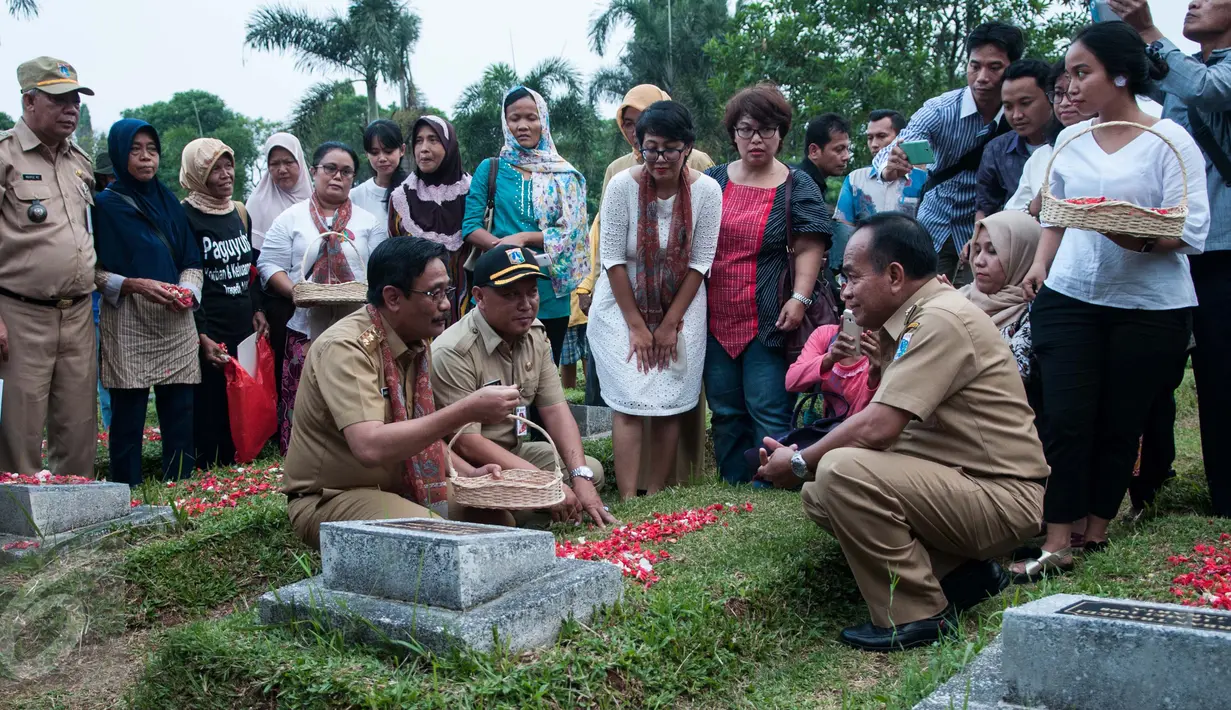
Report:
1010,533,1086,562
1011,547,1074,585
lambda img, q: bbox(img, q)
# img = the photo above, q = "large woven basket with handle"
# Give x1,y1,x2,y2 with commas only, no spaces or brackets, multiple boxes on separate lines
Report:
1040,120,1188,239
292,232,368,307
446,415,565,510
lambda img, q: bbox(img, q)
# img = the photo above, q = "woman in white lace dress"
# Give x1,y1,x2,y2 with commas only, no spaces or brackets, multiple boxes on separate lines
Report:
589,101,722,500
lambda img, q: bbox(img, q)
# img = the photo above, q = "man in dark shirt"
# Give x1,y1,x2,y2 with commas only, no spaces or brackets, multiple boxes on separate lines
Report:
975,59,1054,220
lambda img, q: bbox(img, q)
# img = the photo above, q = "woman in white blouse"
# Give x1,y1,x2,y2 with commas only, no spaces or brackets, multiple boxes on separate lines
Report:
256,141,388,453
1014,22,1209,582
588,101,722,501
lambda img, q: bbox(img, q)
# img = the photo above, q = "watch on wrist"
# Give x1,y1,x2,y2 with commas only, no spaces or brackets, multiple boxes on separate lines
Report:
569,466,596,483
791,291,814,307
790,451,809,481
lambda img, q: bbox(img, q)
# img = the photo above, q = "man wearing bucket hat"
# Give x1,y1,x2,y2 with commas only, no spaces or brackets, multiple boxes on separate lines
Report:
432,244,617,528
0,57,98,476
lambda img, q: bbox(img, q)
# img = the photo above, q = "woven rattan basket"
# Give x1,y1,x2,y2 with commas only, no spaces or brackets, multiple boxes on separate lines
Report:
446,415,565,510
292,232,368,307
1040,120,1188,239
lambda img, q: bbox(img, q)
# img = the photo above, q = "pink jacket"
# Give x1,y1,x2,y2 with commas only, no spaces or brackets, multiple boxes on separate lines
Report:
785,324,878,416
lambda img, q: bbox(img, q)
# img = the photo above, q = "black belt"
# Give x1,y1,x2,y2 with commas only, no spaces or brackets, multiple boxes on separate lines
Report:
285,492,315,500
0,286,90,309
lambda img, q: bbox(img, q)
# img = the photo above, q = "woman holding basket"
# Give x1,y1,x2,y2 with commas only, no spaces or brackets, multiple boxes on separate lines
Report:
1014,22,1209,582
257,141,388,452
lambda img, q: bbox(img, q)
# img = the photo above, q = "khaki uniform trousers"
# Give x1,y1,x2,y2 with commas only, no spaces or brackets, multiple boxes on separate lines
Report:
0,296,96,475
801,448,1043,628
287,443,606,549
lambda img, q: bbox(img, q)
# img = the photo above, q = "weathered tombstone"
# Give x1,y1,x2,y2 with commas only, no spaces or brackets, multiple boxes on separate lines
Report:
570,403,613,439
915,593,1231,710
0,481,175,563
258,518,623,653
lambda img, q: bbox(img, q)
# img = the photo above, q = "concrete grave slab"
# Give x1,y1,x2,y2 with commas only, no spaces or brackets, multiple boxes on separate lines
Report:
0,482,131,537
0,504,176,564
320,518,558,611
570,404,612,438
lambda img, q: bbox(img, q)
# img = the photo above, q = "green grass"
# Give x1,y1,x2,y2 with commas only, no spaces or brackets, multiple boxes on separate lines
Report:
4,368,1227,709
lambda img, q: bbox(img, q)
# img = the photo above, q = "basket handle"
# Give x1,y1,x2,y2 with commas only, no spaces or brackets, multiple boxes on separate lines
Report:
299,231,362,282
445,414,566,482
1041,120,1188,207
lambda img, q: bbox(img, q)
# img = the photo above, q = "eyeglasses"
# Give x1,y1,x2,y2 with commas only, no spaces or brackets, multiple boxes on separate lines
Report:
640,148,684,162
1048,91,1071,105
314,164,356,179
735,126,779,140
409,286,456,303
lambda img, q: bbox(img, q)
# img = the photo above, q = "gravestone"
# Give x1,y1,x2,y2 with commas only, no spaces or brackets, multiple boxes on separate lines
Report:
570,403,613,439
0,482,176,563
914,593,1231,710
259,517,623,653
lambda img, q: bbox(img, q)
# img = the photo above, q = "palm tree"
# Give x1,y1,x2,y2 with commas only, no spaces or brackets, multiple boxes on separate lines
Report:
245,0,421,123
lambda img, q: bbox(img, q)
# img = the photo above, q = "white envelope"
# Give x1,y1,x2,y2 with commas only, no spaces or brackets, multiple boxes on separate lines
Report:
236,333,259,378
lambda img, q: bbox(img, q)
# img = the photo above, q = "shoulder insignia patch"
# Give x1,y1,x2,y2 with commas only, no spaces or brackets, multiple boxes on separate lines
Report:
358,325,381,351
895,323,921,361
0,130,12,142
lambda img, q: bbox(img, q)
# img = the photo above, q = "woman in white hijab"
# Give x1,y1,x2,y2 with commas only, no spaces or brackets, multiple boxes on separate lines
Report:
247,133,312,414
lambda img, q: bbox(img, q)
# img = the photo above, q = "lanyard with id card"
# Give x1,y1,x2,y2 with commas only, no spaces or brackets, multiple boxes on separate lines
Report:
486,376,529,438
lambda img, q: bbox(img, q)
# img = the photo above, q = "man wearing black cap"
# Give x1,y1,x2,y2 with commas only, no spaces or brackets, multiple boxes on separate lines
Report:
0,57,97,476
432,245,616,527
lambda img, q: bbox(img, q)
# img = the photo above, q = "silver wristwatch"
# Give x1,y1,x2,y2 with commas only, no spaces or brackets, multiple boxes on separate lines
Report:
791,291,814,307
569,466,596,483
790,451,809,481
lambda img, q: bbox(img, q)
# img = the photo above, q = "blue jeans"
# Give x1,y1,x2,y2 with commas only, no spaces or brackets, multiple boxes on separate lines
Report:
109,384,194,486
704,334,795,484
96,325,111,430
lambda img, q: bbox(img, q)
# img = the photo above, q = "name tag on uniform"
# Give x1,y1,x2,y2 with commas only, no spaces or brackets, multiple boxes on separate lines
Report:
21,174,41,181
515,405,528,437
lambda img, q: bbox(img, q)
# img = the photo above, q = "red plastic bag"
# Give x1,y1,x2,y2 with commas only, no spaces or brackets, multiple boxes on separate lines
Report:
225,335,278,463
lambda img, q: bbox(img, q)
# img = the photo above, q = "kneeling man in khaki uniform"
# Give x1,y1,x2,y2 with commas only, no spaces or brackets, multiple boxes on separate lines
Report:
282,237,521,549
432,245,616,528
758,213,1046,652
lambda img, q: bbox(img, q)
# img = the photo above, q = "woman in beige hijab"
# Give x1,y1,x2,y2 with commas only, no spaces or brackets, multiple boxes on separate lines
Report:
962,210,1042,388
573,85,716,491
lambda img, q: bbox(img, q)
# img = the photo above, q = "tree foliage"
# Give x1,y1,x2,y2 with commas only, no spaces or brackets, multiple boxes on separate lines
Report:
245,0,422,123
120,91,259,200
0,111,12,130
705,0,1084,163
286,80,371,175
588,0,732,154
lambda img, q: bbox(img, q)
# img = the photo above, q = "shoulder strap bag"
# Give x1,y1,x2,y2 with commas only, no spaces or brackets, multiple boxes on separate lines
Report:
463,157,501,272
112,191,179,263
777,168,842,364
917,116,1011,204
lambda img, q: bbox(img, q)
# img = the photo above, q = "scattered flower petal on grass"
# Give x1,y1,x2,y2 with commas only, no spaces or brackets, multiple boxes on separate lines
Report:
1,471,96,485
1,540,40,551
556,502,754,588
1168,533,1231,610
130,464,284,517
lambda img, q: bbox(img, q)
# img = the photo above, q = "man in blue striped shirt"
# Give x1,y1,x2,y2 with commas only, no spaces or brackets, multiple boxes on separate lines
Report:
873,22,1022,285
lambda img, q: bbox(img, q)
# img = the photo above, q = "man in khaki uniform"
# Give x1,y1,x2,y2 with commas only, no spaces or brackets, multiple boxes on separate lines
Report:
432,245,616,528
758,213,1046,652
282,238,521,549
0,58,97,475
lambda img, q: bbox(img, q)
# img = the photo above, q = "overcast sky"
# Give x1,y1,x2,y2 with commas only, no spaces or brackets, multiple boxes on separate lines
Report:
0,0,1199,130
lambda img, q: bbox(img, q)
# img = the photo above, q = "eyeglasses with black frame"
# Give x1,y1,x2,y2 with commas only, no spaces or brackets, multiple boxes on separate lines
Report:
640,147,685,162
314,163,356,179
734,125,779,140
1048,91,1071,105
407,286,456,303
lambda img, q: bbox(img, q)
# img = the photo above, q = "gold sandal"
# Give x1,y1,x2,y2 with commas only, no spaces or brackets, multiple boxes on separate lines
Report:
1011,547,1074,584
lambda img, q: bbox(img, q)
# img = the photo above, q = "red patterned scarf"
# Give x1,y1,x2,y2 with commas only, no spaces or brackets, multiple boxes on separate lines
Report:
365,304,450,517
307,194,357,284
635,166,693,327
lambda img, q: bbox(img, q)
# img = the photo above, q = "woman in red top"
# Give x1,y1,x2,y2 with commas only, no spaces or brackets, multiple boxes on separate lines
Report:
704,84,833,484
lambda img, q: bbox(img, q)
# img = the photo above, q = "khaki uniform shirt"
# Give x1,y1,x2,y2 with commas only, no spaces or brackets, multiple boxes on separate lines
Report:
282,308,426,496
0,119,95,299
872,279,1049,481
430,308,565,450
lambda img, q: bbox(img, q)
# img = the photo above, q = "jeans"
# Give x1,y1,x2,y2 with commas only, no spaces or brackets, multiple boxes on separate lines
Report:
95,325,111,430
1190,251,1231,516
1032,286,1191,523
704,334,795,484
109,384,194,486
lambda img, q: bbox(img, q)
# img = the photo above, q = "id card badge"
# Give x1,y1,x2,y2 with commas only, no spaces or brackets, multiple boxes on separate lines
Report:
515,405,529,438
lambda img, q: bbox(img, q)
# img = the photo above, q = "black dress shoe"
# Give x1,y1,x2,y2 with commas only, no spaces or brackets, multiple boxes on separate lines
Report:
939,559,1010,612
839,606,958,652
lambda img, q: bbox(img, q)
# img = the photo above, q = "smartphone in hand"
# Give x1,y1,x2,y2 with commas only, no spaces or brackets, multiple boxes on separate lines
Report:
900,141,936,166
841,309,862,356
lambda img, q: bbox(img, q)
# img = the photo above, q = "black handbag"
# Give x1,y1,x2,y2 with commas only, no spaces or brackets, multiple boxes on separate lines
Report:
777,170,841,363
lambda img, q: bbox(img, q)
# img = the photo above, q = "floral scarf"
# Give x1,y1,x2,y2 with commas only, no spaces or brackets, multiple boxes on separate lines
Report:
306,194,357,284
390,116,471,250
364,304,449,516
498,86,589,297
636,166,693,328
179,138,235,215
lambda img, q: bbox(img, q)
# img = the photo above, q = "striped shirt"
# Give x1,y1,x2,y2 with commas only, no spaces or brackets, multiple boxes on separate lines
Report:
705,165,832,356
872,87,1005,253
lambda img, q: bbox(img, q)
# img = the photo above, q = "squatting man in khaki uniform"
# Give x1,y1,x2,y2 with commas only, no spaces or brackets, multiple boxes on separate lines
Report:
758,213,1047,652
432,245,617,528
0,57,98,476
281,238,522,549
